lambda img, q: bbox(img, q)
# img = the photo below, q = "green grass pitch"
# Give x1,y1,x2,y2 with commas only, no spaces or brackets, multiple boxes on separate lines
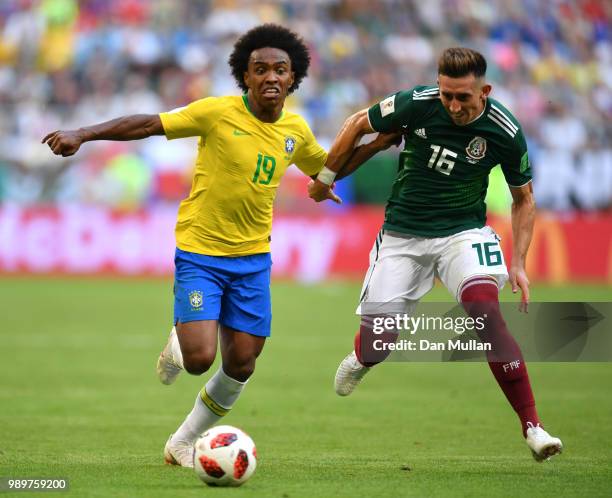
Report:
0,278,610,497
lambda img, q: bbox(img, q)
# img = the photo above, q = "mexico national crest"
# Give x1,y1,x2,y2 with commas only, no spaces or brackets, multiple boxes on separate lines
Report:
466,136,487,161
284,136,296,154
189,290,203,310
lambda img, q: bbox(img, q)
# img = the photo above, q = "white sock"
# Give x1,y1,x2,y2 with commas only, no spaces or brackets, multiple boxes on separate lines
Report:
170,368,247,444
170,327,184,369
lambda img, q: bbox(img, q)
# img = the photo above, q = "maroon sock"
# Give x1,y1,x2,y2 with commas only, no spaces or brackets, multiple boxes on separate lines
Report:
353,318,396,367
353,329,368,366
461,279,541,436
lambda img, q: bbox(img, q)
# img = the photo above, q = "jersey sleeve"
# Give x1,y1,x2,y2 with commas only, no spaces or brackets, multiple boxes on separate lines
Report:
367,89,415,133
159,97,222,140
292,120,328,176
500,128,532,187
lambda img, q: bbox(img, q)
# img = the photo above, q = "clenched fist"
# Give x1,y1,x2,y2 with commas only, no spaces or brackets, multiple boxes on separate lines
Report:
41,130,85,157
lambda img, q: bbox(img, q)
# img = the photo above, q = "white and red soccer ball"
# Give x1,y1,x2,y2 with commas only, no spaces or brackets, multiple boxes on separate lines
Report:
194,425,257,487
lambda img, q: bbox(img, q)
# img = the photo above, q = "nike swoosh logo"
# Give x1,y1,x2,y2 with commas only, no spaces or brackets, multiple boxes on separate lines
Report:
233,129,251,136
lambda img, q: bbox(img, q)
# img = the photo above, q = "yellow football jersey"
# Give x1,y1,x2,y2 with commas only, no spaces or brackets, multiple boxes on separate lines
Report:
159,95,327,256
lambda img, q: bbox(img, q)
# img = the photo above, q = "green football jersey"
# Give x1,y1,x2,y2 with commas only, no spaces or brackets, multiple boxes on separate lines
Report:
368,85,532,237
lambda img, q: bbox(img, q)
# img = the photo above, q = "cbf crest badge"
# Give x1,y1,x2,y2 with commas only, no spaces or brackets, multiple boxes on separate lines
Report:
189,290,203,310
284,136,296,154
466,136,487,163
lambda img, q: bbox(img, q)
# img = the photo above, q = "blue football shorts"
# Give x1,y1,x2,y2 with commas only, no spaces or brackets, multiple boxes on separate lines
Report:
173,247,272,337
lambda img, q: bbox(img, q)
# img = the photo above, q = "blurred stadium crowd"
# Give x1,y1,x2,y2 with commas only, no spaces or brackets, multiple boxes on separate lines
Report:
0,0,610,212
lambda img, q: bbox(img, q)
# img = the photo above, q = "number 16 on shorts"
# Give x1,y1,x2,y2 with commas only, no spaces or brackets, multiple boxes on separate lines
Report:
471,241,503,267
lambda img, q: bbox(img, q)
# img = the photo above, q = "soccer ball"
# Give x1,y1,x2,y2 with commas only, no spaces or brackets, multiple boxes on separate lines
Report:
193,425,257,487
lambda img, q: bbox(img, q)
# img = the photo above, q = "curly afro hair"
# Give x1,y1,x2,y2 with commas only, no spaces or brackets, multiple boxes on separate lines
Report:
229,24,310,95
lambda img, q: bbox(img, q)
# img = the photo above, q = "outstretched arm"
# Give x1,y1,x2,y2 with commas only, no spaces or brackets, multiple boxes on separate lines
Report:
308,109,374,202
42,114,164,157
509,182,536,313
336,131,402,180
307,131,402,204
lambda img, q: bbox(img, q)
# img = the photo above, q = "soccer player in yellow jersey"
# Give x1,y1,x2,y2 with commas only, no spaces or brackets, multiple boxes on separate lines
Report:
42,24,397,467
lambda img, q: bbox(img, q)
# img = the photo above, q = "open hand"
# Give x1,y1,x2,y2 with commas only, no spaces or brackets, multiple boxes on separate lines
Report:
509,266,530,313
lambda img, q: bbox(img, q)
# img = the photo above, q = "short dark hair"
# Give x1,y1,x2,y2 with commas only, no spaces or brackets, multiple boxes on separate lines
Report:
229,24,310,94
438,47,487,79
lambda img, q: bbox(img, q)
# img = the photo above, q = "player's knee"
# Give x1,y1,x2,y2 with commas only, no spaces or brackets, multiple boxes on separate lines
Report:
223,358,256,382
460,281,500,316
464,299,505,335
183,350,216,376
468,300,500,321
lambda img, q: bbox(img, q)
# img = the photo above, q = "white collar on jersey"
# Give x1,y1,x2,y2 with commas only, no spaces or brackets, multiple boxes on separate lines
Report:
465,100,487,125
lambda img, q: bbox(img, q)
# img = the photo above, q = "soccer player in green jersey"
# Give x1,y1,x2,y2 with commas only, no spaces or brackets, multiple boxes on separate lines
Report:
309,47,563,461
43,24,397,467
